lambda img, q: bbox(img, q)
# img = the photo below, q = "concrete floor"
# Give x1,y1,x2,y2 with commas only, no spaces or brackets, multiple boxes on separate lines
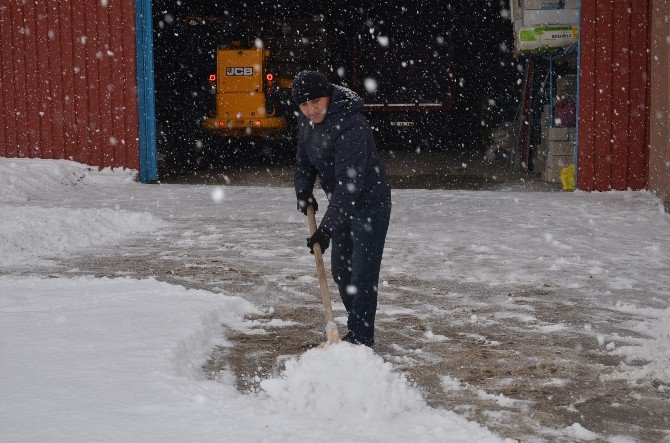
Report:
160,150,563,192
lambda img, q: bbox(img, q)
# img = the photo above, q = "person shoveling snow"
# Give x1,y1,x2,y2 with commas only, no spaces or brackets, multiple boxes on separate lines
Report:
292,70,392,347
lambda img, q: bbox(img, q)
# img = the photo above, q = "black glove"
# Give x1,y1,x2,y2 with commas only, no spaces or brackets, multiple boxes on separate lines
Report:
307,226,331,254
296,191,318,215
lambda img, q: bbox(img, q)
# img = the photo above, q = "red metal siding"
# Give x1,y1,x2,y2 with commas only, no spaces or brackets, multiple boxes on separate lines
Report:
610,0,631,191
630,3,651,190
46,1,65,158
0,0,139,170
578,0,651,190
579,0,597,190
119,0,139,169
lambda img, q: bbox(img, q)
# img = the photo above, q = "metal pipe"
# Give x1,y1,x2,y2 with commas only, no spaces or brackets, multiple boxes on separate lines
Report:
574,0,582,189
549,55,554,128
135,0,158,183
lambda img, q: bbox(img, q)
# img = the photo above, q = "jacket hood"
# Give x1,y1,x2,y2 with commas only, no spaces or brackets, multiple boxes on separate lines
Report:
327,85,364,120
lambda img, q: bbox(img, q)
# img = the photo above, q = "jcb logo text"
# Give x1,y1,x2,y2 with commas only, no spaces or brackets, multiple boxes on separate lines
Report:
226,67,253,76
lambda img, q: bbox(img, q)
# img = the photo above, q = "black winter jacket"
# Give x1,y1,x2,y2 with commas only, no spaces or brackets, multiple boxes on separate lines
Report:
294,85,391,234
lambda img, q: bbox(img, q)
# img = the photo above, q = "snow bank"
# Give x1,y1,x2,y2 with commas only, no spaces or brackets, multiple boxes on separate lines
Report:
0,158,165,267
0,206,166,267
0,158,136,203
0,276,255,441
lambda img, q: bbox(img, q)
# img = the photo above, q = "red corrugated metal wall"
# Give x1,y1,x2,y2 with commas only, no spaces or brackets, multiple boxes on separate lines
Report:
0,0,139,169
578,0,651,191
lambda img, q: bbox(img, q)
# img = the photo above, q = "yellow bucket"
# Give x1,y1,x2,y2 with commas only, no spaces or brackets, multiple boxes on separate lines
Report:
560,164,575,191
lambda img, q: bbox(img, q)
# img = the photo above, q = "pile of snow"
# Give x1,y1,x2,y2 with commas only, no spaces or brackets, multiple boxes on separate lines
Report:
261,343,425,418
0,158,165,267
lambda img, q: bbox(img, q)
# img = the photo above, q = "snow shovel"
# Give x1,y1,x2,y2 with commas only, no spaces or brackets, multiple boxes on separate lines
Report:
306,205,340,346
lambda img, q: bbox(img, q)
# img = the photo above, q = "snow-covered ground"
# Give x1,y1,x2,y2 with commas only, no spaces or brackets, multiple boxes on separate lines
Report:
1,158,668,441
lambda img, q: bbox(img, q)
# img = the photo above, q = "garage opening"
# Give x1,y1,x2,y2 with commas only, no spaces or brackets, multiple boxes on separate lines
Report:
151,1,553,189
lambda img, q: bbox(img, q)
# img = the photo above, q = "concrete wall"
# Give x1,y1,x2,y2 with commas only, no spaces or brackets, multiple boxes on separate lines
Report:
650,0,670,211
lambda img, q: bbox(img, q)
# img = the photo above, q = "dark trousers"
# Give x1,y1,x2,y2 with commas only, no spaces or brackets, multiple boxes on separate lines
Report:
330,198,391,345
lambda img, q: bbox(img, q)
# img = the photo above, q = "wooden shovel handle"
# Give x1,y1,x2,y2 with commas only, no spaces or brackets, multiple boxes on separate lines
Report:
307,205,339,344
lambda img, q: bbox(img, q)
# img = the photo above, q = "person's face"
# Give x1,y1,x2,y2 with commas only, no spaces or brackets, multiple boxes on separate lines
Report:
298,96,330,124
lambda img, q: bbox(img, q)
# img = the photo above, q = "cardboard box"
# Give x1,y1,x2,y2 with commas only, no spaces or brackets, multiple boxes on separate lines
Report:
547,139,575,155
514,26,579,53
524,9,579,26
544,154,573,183
510,0,579,52
520,0,579,10
546,127,576,142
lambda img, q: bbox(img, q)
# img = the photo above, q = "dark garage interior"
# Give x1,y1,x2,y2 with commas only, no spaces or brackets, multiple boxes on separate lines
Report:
151,0,535,189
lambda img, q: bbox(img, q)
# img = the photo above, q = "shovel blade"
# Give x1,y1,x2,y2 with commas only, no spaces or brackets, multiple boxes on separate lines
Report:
317,328,341,349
